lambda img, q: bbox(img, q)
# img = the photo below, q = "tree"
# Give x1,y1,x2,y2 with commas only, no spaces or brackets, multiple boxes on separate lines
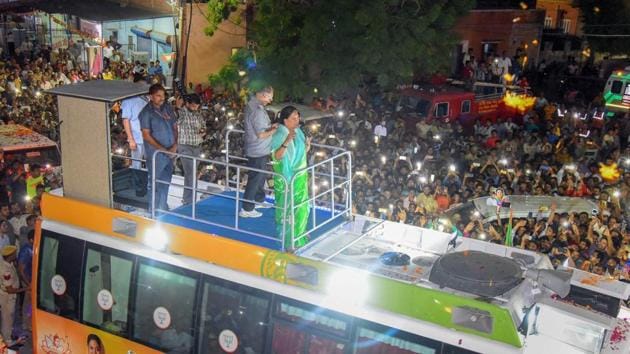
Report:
249,0,474,96
208,49,255,94
574,0,630,55
203,0,241,36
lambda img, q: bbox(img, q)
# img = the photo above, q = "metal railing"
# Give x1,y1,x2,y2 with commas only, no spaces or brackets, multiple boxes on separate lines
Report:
224,128,352,250
149,150,292,251
288,150,352,248
113,128,353,251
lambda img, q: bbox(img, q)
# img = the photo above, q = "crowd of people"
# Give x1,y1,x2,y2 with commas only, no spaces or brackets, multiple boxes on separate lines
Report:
1,41,630,334
0,42,86,347
304,92,630,279
178,80,630,281
0,39,170,346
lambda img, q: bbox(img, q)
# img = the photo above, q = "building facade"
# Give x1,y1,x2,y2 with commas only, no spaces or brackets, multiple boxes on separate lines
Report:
536,0,586,64
453,7,545,72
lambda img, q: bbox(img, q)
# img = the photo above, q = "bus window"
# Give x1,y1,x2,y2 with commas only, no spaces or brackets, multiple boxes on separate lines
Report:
354,324,442,354
441,344,479,354
132,261,197,353
37,230,84,320
271,322,346,354
274,299,351,338
271,299,350,354
82,246,133,336
611,80,624,94
197,278,270,353
272,323,307,353
5,146,61,167
308,333,345,354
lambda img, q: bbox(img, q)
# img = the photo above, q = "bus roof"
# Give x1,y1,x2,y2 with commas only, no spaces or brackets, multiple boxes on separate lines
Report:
0,124,57,152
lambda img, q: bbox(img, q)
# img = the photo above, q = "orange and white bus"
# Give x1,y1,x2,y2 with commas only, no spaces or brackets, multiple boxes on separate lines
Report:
32,193,630,354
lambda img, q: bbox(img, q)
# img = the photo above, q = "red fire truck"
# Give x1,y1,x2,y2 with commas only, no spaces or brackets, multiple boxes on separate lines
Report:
396,82,535,128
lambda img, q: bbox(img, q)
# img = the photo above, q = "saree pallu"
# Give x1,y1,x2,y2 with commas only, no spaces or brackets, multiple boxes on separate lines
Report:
271,126,311,249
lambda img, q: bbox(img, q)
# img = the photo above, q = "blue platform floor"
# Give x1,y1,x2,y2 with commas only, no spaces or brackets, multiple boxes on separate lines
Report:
159,190,345,250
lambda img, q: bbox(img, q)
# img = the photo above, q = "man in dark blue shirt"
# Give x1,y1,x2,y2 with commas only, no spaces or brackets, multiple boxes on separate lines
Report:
140,84,178,213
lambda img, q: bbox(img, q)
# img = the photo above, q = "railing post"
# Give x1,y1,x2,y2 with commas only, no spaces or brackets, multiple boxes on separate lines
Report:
235,166,241,229
347,152,353,218
192,155,197,219
224,129,231,191
151,150,157,219
311,167,316,229
290,175,296,250
329,160,335,217
281,176,289,252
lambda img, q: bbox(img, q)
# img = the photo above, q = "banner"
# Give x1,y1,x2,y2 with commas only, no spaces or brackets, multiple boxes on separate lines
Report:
50,15,98,42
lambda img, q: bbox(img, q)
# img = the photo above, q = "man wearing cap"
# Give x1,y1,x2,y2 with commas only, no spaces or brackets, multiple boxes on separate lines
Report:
176,94,205,205
0,245,25,340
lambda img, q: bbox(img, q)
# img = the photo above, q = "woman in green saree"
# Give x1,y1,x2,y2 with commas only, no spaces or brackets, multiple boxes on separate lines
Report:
271,106,311,250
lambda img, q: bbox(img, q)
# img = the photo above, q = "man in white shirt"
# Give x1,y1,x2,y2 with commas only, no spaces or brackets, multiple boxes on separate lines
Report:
102,41,114,68
497,51,512,83
374,120,387,140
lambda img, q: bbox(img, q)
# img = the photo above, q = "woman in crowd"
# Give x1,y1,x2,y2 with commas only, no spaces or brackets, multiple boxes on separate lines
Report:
271,106,311,250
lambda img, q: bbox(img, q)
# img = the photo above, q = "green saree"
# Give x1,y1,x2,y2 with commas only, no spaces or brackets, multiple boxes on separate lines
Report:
271,125,310,249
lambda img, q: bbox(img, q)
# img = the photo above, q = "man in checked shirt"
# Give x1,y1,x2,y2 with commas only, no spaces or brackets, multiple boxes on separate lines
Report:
177,94,206,205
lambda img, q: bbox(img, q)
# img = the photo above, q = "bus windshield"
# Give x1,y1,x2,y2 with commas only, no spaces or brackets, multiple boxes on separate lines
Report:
399,96,431,117
5,145,60,167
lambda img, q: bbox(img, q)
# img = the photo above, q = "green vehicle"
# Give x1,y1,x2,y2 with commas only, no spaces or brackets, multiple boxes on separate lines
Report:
604,68,630,113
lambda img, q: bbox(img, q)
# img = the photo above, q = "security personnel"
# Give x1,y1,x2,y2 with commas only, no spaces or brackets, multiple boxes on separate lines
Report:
0,245,24,340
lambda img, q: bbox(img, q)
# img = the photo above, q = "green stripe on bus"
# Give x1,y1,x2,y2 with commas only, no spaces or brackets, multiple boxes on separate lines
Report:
260,251,522,348
368,275,522,347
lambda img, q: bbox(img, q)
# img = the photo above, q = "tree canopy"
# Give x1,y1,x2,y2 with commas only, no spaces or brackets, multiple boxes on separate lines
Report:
248,0,473,96
574,0,630,55
203,0,240,36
